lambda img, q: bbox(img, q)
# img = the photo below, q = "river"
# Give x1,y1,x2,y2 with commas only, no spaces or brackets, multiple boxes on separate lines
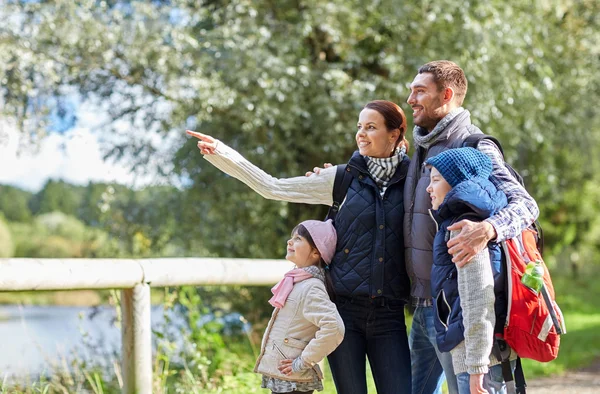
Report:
0,304,224,378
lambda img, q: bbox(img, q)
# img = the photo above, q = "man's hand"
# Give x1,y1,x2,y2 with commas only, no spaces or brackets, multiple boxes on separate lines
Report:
305,163,333,177
186,130,218,155
469,373,488,394
446,220,497,267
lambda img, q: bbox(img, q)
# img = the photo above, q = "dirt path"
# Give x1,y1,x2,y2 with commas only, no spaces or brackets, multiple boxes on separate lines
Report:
526,361,600,394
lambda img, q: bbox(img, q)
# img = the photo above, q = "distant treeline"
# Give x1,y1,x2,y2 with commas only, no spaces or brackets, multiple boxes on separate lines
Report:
0,180,208,259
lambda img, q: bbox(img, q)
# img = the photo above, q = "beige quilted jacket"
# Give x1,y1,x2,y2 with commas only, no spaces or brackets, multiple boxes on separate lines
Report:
254,278,344,382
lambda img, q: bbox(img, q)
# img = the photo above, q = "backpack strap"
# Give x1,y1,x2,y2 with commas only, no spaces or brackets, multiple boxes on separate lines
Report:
462,134,525,186
515,357,527,394
493,337,527,394
449,212,482,225
462,134,505,157
325,165,353,221
541,284,564,335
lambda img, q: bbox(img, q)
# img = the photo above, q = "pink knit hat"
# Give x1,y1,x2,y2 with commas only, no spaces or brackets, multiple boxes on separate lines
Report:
300,219,337,265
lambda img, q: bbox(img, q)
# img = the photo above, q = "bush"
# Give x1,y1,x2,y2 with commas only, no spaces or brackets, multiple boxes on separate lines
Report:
0,217,14,257
36,212,88,242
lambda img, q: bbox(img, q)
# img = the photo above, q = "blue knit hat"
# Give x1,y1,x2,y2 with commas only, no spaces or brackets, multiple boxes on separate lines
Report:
425,147,493,187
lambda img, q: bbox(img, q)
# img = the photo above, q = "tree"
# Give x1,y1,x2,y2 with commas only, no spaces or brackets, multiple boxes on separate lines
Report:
0,216,14,257
1,0,599,265
95,184,184,257
0,184,33,222
29,179,85,217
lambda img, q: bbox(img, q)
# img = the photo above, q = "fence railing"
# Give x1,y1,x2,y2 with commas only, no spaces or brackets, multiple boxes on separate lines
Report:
0,258,293,394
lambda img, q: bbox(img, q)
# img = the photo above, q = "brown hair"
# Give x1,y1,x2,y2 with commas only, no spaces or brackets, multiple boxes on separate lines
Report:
418,60,468,106
363,100,409,153
293,224,336,302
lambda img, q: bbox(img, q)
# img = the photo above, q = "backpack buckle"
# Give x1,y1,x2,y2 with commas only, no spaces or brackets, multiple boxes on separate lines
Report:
492,335,512,363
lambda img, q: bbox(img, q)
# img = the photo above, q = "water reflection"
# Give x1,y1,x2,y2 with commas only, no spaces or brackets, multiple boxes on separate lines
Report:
0,305,154,376
0,304,250,378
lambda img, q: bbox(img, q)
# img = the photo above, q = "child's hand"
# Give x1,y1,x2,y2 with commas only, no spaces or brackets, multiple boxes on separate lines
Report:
277,358,294,375
469,373,488,393
186,130,218,155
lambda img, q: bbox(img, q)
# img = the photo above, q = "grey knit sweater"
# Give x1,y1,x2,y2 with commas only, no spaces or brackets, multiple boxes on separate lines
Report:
449,230,516,375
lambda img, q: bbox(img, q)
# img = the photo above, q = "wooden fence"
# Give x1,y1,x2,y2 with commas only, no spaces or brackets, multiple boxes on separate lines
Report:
0,258,293,394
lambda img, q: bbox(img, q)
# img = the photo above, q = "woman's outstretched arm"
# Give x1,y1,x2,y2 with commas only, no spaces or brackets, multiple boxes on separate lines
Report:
187,130,336,206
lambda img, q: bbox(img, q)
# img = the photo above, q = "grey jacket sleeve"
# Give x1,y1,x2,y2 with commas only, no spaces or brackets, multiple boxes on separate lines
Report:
452,230,496,375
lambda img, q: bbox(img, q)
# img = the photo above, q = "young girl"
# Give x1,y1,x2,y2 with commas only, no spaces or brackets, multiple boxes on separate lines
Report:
425,147,516,394
254,219,344,394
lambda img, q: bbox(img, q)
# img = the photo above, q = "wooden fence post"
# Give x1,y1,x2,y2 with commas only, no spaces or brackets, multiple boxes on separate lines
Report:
121,284,152,394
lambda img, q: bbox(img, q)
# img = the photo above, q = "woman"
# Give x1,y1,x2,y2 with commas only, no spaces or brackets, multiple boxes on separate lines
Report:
189,100,412,394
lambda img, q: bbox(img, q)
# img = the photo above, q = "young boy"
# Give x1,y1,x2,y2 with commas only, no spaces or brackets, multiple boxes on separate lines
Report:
425,147,516,394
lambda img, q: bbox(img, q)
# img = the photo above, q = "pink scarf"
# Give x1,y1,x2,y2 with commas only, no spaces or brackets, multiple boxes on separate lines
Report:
268,268,314,308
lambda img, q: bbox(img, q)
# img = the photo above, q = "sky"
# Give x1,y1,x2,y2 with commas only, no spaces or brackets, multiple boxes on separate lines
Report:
0,99,172,192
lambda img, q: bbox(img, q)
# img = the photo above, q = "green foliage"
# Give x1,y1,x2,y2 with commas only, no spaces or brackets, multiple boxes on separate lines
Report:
150,286,263,393
98,185,185,258
29,180,85,217
8,213,121,258
0,216,15,257
3,0,597,263
1,181,193,259
0,185,33,222
36,212,87,240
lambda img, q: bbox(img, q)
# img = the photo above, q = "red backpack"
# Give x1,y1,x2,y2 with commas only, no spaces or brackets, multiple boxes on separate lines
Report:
463,134,566,393
501,228,566,361
463,133,567,358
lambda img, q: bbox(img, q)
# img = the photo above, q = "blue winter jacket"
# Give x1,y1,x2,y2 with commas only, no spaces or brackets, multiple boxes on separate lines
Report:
330,150,410,301
430,177,507,352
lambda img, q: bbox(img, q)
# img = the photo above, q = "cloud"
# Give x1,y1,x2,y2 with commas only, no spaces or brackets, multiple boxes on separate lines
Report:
0,120,156,192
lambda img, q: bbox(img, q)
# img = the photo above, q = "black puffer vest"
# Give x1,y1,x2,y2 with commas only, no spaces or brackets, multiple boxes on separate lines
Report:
330,150,410,300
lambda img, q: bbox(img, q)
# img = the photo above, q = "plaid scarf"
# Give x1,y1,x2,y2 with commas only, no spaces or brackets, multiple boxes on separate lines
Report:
365,147,406,195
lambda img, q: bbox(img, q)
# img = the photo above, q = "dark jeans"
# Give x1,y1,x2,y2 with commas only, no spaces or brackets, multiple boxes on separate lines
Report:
271,392,313,394
271,391,313,394
328,296,412,394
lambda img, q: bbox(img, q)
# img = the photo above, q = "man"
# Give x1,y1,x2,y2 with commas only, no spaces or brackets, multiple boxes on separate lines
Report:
404,60,539,394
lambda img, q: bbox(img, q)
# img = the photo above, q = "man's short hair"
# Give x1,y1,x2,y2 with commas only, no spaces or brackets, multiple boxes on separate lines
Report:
418,60,468,106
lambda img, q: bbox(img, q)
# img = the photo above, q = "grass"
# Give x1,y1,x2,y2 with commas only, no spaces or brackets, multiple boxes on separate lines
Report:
1,268,599,393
